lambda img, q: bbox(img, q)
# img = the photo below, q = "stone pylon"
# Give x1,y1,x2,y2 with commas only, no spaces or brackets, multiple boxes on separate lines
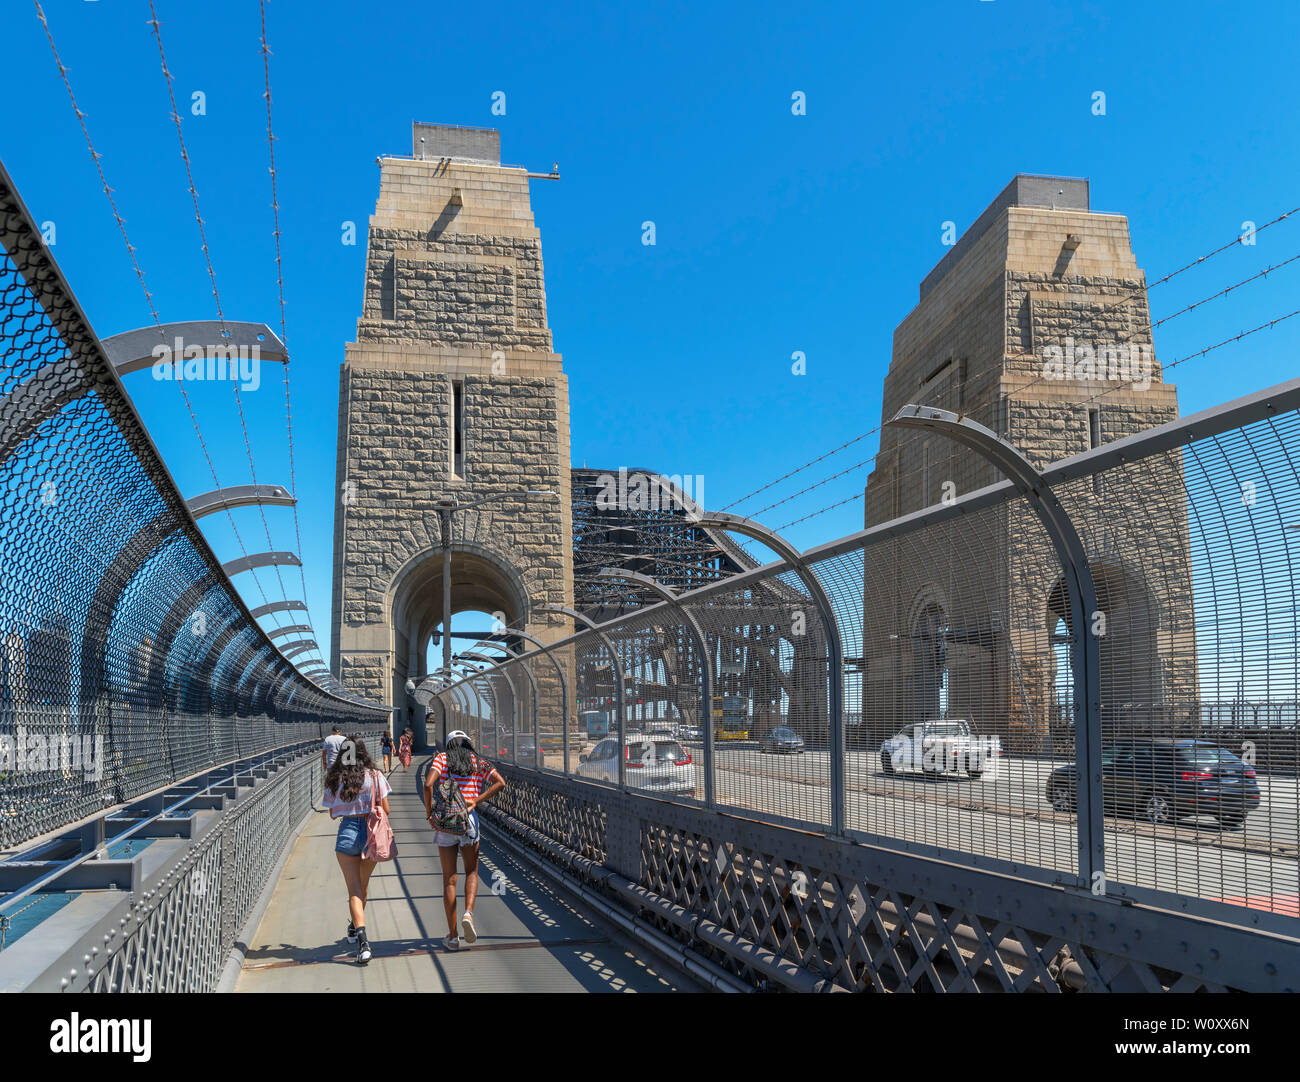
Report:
861,175,1195,751
331,124,574,747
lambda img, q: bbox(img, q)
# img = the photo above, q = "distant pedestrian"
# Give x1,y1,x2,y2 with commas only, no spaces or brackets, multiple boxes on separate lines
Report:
424,730,505,951
398,729,413,772
323,736,391,965
323,726,345,771
380,730,394,772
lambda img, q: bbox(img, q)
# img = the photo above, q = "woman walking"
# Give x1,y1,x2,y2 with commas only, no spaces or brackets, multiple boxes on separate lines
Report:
398,729,413,772
380,730,394,773
423,730,505,951
323,736,391,965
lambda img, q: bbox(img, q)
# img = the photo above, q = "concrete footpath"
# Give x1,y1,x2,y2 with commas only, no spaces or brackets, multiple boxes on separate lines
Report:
234,758,690,993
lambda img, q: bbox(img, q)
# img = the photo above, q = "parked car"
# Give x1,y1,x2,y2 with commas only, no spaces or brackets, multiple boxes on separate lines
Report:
576,735,696,796
678,725,705,743
1044,738,1261,828
759,727,805,755
880,719,1000,779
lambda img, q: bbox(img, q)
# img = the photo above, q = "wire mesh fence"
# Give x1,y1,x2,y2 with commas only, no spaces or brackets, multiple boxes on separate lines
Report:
436,380,1300,929
0,164,387,852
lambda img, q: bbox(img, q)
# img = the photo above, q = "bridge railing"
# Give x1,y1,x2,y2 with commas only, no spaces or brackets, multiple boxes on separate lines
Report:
435,376,1300,940
0,162,388,856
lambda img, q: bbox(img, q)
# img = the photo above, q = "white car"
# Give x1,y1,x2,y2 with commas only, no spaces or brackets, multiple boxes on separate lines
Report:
577,735,696,796
880,720,1001,780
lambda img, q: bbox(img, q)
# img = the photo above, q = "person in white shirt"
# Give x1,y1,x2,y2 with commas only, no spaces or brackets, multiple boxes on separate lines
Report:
322,727,346,773
322,736,391,965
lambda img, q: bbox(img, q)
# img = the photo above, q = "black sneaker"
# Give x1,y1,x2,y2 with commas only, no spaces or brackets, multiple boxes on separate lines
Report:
356,929,372,965
347,921,358,944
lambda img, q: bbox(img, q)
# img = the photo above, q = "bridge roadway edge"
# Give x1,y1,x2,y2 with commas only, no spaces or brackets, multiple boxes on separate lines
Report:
482,763,1300,993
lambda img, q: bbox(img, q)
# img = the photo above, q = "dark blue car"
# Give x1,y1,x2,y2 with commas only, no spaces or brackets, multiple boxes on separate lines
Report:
1045,738,1261,829
759,727,805,755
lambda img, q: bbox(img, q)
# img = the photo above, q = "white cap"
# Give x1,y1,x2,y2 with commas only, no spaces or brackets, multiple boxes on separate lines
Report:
447,730,469,741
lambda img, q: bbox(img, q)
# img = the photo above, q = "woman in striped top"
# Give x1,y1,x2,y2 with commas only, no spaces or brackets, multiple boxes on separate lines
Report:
423,731,505,951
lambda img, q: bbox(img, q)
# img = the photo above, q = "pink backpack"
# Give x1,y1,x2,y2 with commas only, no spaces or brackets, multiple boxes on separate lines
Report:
362,770,397,862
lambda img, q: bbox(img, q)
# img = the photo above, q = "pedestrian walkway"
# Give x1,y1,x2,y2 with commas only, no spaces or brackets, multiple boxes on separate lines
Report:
234,758,690,992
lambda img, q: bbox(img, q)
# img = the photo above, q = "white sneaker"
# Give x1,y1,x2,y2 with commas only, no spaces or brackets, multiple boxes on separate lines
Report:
461,911,477,945
445,936,460,952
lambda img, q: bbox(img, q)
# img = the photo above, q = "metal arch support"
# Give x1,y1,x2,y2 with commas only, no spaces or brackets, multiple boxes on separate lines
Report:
545,603,628,780
222,551,302,578
433,671,478,739
456,659,511,753
248,599,308,620
280,640,319,661
597,568,713,802
194,616,248,717
187,484,296,521
78,513,181,727
470,645,539,756
421,667,477,742
215,637,267,714
266,624,314,641
888,404,1104,888
233,649,277,714
100,321,287,375
146,576,222,710
485,634,558,768
696,511,847,835
465,648,539,763
494,627,568,774
0,359,100,466
463,668,503,750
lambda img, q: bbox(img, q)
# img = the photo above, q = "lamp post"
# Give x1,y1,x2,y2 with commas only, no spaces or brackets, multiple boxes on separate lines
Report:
596,568,712,803
545,603,627,776
431,488,556,703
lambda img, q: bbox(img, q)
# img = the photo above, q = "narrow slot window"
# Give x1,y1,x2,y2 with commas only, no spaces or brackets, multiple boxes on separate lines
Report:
453,380,465,477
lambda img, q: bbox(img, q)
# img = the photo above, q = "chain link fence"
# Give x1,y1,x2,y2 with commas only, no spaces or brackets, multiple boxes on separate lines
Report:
0,164,387,853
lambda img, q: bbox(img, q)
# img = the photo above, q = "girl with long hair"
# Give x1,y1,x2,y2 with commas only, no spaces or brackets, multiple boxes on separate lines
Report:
423,731,505,951
323,735,391,965
398,729,413,772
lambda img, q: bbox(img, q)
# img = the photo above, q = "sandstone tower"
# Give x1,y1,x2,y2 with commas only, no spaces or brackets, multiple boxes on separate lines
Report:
861,175,1195,750
332,124,574,741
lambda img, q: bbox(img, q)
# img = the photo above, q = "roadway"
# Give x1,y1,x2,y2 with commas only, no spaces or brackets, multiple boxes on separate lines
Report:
554,738,1299,915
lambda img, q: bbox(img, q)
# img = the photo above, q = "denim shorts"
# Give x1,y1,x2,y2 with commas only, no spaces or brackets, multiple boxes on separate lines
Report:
335,815,369,856
433,811,479,849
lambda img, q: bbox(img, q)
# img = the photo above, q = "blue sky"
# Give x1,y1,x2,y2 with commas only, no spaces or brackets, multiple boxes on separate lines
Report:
6,0,1300,665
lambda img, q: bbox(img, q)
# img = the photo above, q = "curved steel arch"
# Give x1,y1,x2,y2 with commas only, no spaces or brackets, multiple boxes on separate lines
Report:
249,599,309,620
887,404,1104,886
187,483,296,520
100,320,287,375
597,568,713,799
266,624,314,641
280,640,319,661
222,551,302,578
0,359,101,465
77,514,183,754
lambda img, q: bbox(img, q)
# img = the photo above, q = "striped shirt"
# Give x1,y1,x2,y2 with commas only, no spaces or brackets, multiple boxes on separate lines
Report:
323,769,391,818
430,753,496,801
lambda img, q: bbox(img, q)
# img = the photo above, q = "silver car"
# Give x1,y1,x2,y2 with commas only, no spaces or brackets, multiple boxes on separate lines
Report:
577,735,696,796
